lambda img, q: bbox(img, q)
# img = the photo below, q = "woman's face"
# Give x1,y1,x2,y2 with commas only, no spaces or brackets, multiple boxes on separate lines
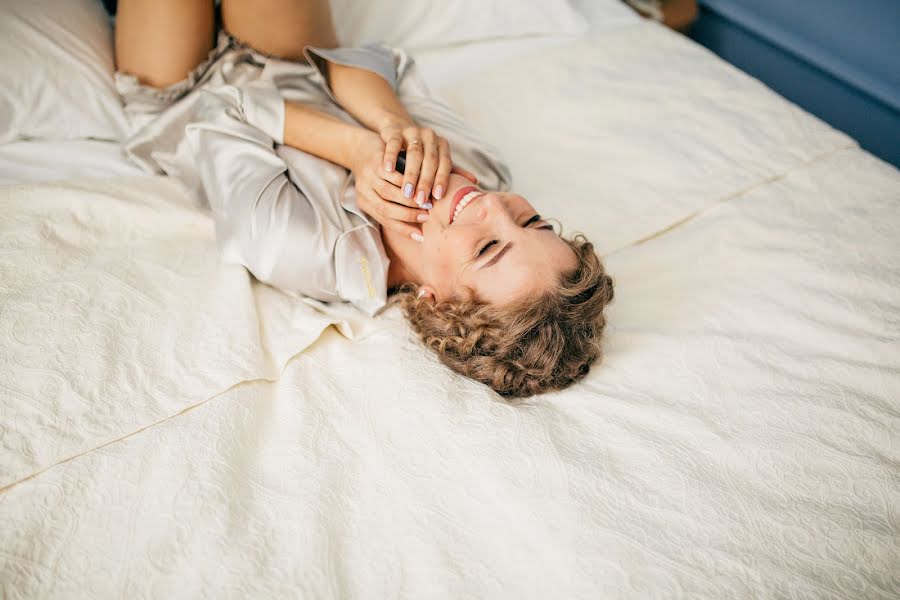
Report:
418,174,578,304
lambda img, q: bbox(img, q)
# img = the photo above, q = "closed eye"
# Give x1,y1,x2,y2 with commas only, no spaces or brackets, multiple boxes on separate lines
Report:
478,240,499,256
477,214,548,260
524,214,554,231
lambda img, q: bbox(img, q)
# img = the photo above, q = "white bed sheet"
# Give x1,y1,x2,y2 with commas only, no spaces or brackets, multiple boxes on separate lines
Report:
2,11,899,600
2,147,897,599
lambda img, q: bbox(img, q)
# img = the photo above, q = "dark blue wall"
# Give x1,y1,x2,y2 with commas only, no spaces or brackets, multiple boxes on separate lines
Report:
689,0,900,168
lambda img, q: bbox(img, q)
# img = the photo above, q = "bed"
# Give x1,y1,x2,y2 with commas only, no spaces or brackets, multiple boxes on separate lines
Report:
2,1,898,598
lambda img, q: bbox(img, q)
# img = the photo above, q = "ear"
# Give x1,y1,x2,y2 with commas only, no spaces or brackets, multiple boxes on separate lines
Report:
417,285,437,302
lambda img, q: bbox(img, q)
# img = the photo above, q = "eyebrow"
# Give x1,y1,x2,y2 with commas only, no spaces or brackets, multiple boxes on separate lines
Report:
479,241,513,270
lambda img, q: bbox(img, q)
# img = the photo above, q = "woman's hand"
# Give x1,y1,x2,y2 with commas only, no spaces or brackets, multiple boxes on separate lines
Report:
380,119,453,207
350,130,430,241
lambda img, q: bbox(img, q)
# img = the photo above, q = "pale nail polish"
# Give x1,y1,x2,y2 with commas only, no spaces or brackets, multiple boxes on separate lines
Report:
417,213,429,222
423,202,433,210
411,232,424,242
415,190,426,205
417,288,427,298
403,183,414,198
434,185,444,199
385,161,393,172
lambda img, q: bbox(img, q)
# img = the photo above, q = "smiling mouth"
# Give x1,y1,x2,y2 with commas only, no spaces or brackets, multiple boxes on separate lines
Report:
448,187,483,225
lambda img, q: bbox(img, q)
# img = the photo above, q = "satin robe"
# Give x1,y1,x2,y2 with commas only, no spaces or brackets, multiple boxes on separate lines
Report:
113,29,512,316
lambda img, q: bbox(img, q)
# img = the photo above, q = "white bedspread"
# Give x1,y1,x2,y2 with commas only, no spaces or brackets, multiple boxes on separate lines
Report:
2,20,899,600
0,176,383,488
437,22,856,256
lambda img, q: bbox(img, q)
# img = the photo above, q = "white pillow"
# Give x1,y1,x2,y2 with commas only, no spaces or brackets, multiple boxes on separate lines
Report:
329,0,589,49
0,0,128,144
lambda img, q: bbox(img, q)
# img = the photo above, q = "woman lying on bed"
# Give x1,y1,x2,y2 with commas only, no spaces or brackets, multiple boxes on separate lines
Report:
112,0,614,398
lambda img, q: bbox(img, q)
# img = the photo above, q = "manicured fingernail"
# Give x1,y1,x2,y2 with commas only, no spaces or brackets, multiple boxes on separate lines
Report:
415,190,426,205
410,232,424,242
422,202,433,210
417,288,427,298
403,183,413,198
385,161,393,173
417,213,429,222
434,185,444,199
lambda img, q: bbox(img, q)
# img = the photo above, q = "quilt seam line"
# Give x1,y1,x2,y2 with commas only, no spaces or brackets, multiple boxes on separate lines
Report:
603,141,858,257
0,344,320,495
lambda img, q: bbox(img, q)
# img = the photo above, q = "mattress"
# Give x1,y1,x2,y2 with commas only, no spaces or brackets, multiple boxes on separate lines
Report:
2,16,899,600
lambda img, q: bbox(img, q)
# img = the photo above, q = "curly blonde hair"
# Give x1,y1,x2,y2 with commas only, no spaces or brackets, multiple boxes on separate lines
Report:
393,234,614,399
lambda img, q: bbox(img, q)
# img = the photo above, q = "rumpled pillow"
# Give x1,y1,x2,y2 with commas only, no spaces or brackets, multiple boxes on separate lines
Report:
329,0,588,49
0,0,587,145
0,0,128,144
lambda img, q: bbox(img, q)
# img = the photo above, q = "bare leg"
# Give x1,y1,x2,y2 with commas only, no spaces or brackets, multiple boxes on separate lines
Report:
115,0,216,89
221,0,338,61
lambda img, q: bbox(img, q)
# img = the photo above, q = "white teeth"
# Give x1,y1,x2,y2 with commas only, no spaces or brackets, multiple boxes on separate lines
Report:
452,191,481,223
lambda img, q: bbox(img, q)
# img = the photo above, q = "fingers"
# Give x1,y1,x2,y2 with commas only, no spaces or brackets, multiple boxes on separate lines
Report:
451,164,479,185
413,129,439,207
379,196,430,225
432,138,452,200
382,129,404,174
360,190,427,241
395,126,465,205
378,167,405,189
399,127,442,209
400,129,426,205
375,178,417,209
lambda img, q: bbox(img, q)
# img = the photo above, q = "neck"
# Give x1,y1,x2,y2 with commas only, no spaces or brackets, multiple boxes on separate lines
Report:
383,228,422,289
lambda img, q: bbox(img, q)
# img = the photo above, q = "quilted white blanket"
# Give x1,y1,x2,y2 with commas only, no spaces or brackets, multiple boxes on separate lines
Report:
2,21,899,600
0,176,373,489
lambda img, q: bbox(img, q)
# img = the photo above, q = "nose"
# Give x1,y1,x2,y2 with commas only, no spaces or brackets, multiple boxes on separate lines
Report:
478,193,515,224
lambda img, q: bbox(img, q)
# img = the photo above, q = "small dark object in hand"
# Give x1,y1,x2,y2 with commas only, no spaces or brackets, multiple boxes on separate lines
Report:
396,150,406,174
